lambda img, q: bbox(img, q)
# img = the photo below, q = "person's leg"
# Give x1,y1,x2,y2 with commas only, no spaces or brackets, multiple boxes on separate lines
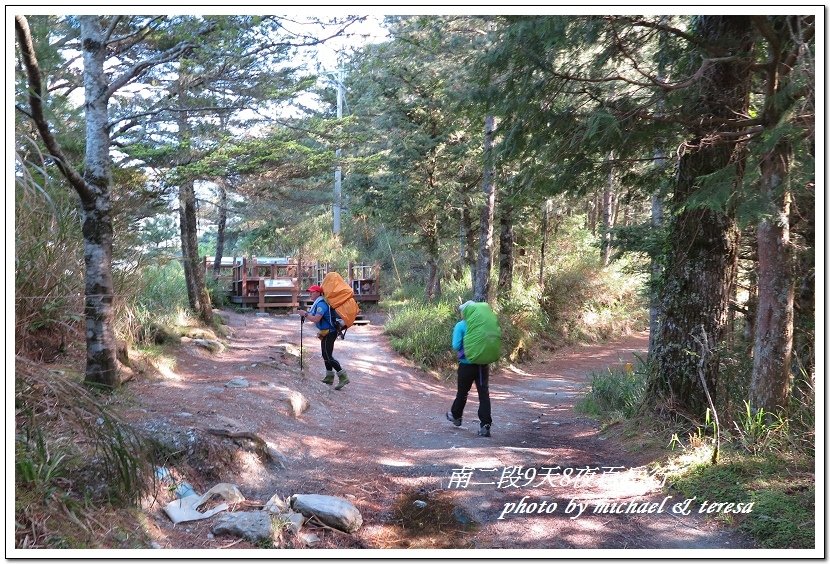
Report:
322,332,342,372
319,336,333,371
473,364,492,428
319,332,336,384
450,363,476,421
323,332,349,389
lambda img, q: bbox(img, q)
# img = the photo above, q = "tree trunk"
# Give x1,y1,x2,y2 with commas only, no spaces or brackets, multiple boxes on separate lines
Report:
455,208,465,281
497,200,514,297
587,191,599,235
750,142,794,413
748,15,812,413
425,236,440,301
176,74,212,323
648,190,664,355
646,15,755,418
213,179,228,276
462,204,477,289
540,199,550,288
474,115,496,302
601,154,614,266
79,17,119,388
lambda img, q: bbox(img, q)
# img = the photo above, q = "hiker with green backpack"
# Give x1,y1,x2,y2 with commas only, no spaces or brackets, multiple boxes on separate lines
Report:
446,300,502,437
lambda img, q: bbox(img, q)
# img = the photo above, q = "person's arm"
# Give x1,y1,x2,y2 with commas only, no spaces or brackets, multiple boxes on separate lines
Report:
298,301,324,323
452,321,466,351
300,310,323,323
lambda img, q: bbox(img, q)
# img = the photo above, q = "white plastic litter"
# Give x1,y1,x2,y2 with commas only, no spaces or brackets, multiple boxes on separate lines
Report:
163,483,245,525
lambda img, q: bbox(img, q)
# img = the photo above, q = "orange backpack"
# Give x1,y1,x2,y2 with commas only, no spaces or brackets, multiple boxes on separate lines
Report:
320,271,360,337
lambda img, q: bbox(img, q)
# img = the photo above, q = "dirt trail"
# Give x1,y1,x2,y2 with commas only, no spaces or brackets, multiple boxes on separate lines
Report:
123,309,756,550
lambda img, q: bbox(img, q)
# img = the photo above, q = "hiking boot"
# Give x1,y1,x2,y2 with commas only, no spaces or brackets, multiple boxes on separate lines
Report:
321,370,335,385
446,411,462,427
478,424,491,437
334,371,350,390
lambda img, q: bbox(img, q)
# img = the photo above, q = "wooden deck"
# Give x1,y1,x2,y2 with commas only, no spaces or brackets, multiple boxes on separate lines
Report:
206,256,382,312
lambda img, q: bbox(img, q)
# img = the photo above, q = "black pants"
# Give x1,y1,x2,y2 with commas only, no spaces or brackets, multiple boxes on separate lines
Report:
450,363,492,427
319,330,342,372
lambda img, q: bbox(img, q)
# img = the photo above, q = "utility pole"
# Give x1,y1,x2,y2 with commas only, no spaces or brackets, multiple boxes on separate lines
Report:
330,68,345,235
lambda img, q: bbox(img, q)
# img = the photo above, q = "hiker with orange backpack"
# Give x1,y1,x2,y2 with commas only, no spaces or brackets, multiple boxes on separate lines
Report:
297,284,350,390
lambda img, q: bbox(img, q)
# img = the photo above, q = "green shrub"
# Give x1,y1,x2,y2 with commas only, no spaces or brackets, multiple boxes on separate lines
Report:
206,276,231,308
386,301,457,368
576,361,646,421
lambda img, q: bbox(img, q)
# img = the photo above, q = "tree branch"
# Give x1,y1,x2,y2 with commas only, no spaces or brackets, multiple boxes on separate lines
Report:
102,15,123,44
612,16,705,51
108,16,166,56
15,15,93,202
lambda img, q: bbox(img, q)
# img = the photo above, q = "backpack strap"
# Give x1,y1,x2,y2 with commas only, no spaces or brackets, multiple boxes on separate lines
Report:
324,297,348,340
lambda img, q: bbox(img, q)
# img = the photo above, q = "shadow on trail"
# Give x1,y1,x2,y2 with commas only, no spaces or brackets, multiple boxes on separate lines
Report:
245,314,754,550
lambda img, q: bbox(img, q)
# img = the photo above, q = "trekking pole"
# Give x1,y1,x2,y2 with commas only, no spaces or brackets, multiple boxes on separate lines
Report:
299,315,305,372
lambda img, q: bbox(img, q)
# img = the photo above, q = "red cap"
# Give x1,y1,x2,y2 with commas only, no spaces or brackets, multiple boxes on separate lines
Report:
306,285,323,293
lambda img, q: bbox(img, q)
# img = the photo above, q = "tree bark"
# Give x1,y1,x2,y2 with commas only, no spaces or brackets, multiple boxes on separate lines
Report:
424,229,441,301
646,15,755,417
648,189,664,355
539,199,550,288
78,17,119,388
461,204,477,289
601,153,614,266
176,74,212,323
213,178,229,276
747,15,813,413
749,142,794,413
474,115,496,302
497,200,514,297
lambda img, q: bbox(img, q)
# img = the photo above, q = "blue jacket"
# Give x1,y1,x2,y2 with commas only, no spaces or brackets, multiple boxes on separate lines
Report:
452,320,471,364
310,297,337,332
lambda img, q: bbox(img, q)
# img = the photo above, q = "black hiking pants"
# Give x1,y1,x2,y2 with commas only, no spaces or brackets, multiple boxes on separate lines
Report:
450,363,492,427
320,330,342,372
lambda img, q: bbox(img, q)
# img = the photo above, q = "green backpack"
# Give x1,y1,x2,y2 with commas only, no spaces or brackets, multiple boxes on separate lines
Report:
462,302,502,364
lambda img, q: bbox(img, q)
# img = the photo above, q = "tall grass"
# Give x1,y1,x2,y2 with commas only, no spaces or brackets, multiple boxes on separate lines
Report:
115,261,193,346
15,160,84,355
497,276,547,362
575,361,647,422
385,301,458,368
541,254,648,345
15,360,155,504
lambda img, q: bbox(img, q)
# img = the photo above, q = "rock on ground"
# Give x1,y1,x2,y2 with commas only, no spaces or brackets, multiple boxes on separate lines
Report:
290,494,363,533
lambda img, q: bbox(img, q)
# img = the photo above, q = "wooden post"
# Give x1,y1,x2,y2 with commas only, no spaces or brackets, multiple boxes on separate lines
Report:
241,257,248,297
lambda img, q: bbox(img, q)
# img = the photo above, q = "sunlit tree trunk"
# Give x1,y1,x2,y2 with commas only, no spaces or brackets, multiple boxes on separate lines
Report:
176,72,212,323
539,200,550,288
461,204,476,289
601,152,614,266
424,226,441,301
78,17,119,388
497,199,514,297
474,114,496,302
